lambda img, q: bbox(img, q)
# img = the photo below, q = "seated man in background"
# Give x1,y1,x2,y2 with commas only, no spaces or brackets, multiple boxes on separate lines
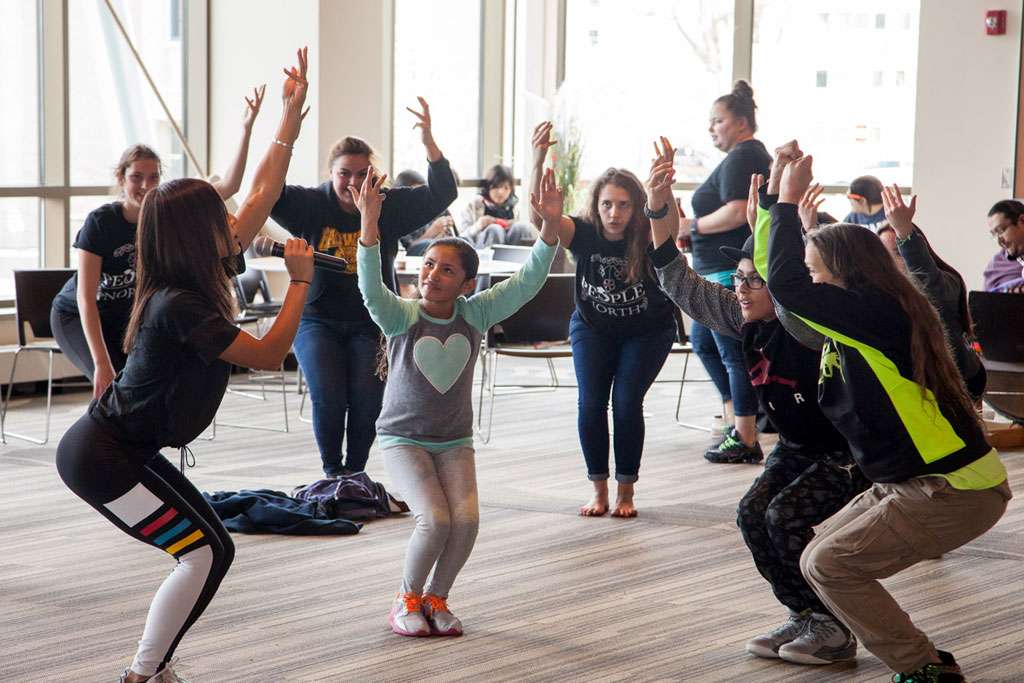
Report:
984,199,1024,292
395,169,457,256
843,175,887,232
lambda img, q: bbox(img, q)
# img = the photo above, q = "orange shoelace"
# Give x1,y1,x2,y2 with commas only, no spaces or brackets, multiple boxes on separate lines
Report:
398,592,424,613
422,593,449,613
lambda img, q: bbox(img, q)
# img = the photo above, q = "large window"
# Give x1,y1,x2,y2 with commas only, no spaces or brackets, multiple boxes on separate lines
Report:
1,0,188,301
393,0,481,179
564,0,735,181
752,0,920,186
70,0,186,184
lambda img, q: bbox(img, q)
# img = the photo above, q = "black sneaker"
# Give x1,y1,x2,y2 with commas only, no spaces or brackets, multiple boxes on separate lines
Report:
891,651,964,682
704,427,764,464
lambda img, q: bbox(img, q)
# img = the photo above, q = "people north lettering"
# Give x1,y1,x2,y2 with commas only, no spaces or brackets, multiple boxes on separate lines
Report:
579,255,649,318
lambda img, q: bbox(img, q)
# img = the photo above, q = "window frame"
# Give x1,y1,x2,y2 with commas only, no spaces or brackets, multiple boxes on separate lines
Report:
0,0,205,307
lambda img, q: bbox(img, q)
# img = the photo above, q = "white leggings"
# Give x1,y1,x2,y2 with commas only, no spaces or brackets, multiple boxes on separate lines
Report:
383,445,479,598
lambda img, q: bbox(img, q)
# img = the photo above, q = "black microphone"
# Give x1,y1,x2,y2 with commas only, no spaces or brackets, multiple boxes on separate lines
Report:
253,235,348,273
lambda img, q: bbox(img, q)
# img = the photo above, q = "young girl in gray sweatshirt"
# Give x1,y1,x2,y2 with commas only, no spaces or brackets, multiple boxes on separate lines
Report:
352,169,560,637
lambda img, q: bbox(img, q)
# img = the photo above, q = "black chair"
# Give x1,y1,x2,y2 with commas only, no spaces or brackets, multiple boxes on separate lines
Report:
667,306,724,432
212,258,290,434
2,269,76,445
476,273,575,442
969,290,1024,423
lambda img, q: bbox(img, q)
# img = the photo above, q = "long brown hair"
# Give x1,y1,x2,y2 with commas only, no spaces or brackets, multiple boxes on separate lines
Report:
113,144,162,195
581,168,652,283
807,223,978,425
123,178,236,352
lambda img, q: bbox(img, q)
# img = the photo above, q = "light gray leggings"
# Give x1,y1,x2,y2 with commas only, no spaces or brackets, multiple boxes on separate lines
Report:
383,445,479,598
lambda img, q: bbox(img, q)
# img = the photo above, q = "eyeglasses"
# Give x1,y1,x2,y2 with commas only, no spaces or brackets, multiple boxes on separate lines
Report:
989,220,1017,240
732,272,766,290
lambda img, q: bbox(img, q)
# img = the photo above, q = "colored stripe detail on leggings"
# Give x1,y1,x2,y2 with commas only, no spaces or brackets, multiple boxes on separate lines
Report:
140,508,179,537
153,519,193,546
166,530,205,556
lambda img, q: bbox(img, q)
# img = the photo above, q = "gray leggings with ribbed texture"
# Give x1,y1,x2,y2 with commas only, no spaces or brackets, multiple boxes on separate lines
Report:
383,445,479,598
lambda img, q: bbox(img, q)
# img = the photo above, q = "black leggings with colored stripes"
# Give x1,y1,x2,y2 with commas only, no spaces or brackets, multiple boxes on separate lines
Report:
56,414,233,677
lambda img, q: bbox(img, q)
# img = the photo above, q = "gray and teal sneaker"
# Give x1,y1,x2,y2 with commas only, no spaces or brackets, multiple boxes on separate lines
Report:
704,427,763,464
745,609,811,658
778,611,857,665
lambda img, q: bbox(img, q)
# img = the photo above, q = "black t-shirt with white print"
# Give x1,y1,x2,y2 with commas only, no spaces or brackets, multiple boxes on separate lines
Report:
52,202,137,326
568,217,676,337
90,288,241,452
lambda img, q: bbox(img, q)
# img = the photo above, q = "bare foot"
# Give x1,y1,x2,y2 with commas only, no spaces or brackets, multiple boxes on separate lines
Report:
610,482,637,518
579,480,609,516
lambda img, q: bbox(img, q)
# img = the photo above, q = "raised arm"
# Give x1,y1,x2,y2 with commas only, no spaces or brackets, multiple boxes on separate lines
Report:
231,48,309,250
353,169,419,336
530,168,576,248
527,121,575,237
211,85,265,201
882,185,960,305
647,137,679,248
219,238,314,370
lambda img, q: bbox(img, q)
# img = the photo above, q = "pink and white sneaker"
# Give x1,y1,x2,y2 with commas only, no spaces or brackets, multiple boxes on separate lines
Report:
422,593,463,636
389,592,431,637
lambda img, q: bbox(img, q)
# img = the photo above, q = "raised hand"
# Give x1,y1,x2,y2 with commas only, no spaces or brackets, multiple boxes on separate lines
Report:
779,155,814,205
798,183,825,231
281,47,309,118
242,84,266,130
746,173,764,231
349,166,387,228
881,184,916,239
531,121,557,169
530,168,564,224
651,136,676,170
768,139,802,195
646,160,676,208
406,97,442,161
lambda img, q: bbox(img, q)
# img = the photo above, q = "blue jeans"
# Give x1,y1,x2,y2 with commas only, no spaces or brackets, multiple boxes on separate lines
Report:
569,312,675,483
690,319,758,417
293,316,384,476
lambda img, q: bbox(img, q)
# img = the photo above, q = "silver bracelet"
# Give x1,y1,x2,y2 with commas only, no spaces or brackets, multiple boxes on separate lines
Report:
272,138,294,150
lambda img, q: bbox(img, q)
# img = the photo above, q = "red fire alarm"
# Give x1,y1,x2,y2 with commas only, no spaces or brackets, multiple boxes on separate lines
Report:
985,9,1007,35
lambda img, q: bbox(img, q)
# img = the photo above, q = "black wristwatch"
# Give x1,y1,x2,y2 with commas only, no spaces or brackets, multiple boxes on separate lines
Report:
644,202,670,219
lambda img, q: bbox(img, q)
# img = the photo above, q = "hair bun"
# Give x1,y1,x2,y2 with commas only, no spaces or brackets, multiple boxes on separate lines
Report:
732,79,754,102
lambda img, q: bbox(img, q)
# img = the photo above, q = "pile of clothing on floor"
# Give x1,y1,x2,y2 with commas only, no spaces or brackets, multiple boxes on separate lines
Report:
203,471,409,535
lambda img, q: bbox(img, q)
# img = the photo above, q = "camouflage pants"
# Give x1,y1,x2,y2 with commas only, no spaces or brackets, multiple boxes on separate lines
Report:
736,442,870,613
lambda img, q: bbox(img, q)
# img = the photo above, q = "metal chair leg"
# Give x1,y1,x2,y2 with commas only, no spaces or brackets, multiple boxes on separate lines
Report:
1,348,55,445
675,352,711,432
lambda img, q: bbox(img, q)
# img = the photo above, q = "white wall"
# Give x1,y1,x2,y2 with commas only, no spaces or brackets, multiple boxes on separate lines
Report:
911,0,1021,290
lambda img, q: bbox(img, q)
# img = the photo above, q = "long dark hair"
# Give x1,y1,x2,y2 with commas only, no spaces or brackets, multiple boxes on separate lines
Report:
123,178,236,352
582,168,652,283
807,223,978,425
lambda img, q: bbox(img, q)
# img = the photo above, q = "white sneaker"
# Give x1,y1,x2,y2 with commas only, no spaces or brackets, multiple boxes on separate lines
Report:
745,610,811,658
422,593,464,636
778,612,857,665
389,592,431,637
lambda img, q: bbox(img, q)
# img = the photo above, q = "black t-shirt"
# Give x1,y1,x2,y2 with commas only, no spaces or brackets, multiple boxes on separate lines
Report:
90,288,241,450
52,202,137,328
270,158,458,321
690,139,771,275
742,319,848,453
568,217,676,337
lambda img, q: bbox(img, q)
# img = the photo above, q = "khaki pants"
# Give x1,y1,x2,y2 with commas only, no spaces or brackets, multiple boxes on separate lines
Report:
800,476,1011,673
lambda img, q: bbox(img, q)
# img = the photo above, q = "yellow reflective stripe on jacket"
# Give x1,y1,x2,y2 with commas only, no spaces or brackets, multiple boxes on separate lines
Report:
800,318,965,464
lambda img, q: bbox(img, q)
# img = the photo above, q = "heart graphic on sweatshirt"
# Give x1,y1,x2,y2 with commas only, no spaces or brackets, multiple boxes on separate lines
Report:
413,334,472,394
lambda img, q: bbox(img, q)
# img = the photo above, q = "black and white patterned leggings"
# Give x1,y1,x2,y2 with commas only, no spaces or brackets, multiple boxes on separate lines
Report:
56,414,234,678
736,442,870,614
